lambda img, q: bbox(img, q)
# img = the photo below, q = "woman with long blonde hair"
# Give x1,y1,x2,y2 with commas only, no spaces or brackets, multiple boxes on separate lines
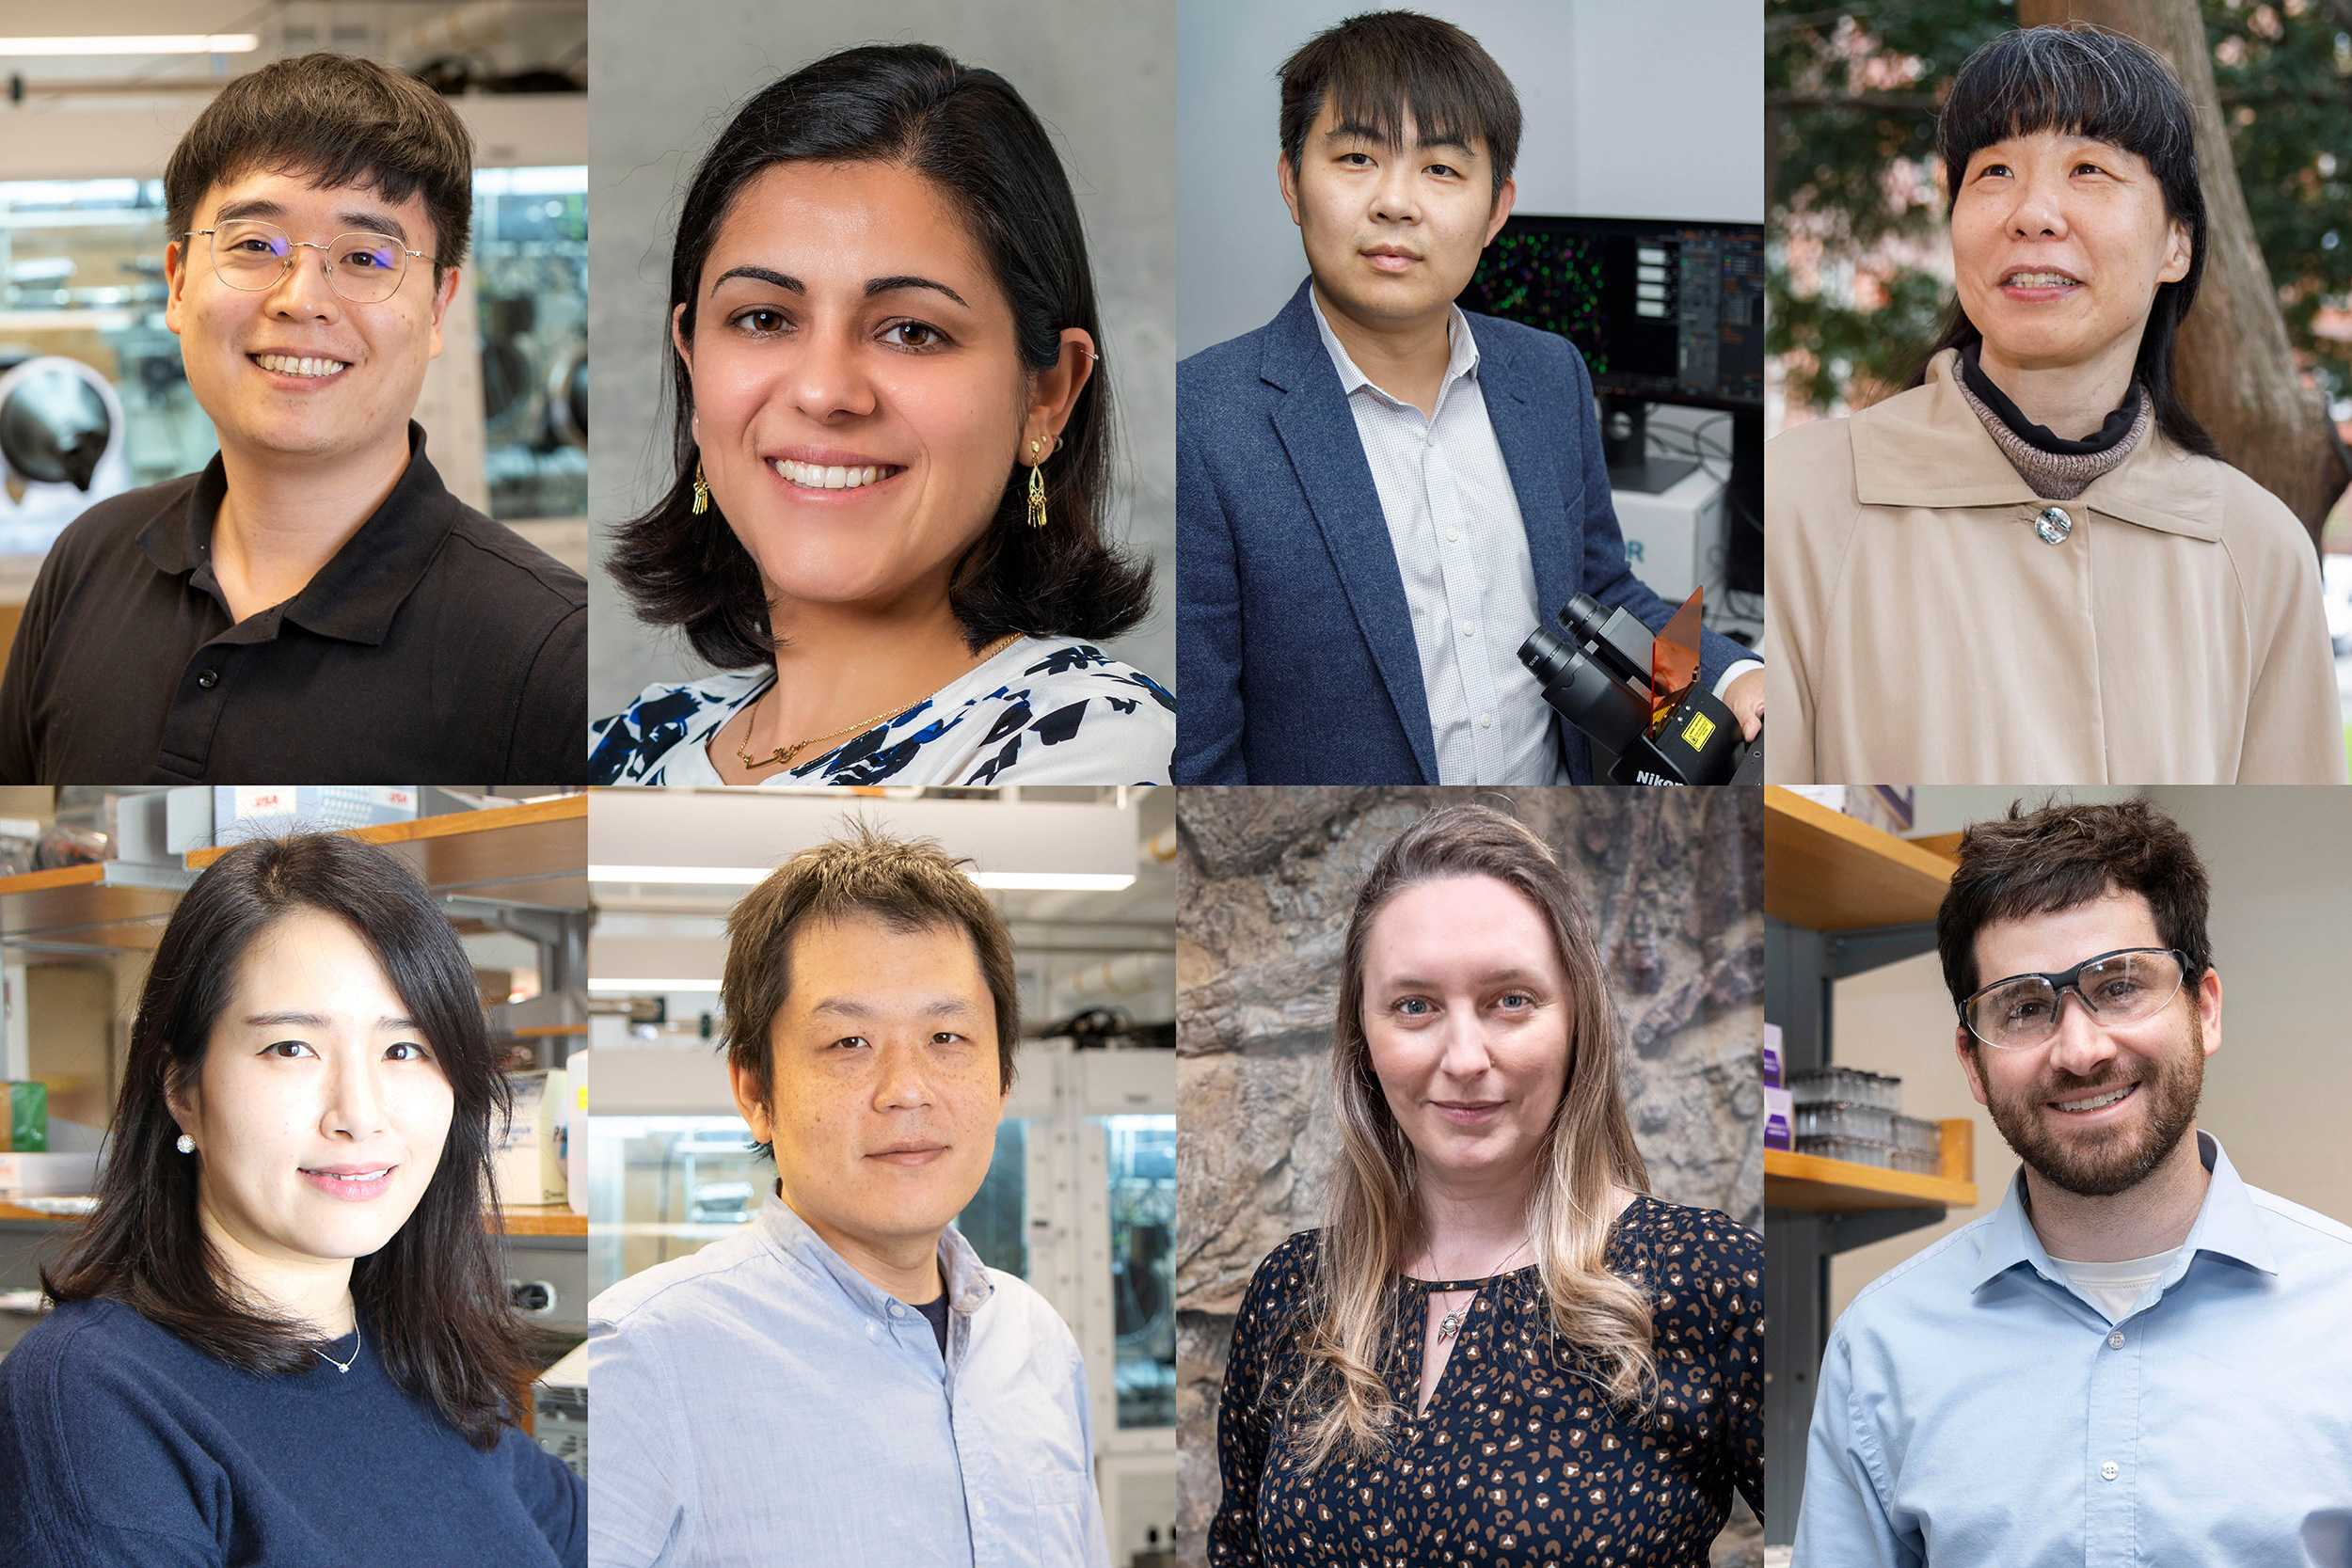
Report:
1206,803,1762,1565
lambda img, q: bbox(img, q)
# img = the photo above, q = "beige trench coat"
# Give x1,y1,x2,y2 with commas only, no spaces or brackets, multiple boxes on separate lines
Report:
1765,349,2346,784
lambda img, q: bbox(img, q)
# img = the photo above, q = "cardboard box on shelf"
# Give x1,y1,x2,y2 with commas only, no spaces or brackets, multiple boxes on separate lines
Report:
493,1069,568,1207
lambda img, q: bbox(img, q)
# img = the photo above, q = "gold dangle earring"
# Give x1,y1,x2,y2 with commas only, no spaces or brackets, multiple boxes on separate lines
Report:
692,461,710,516
1026,436,1049,529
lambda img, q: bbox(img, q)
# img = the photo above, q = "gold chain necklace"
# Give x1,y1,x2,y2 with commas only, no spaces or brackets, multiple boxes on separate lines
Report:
735,632,1024,774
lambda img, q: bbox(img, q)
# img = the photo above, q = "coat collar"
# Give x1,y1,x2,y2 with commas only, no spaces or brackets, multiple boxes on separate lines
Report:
1851,348,2223,542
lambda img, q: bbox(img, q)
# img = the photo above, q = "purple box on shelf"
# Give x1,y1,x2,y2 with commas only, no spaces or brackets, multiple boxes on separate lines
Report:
1762,1023,1783,1088
1763,1085,1793,1150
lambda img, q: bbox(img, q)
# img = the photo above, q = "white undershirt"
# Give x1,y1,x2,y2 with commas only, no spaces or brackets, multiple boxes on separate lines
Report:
2046,1247,2180,1322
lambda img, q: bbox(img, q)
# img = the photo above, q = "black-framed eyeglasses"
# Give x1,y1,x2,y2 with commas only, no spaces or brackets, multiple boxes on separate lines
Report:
183,219,428,305
1958,946,2190,1050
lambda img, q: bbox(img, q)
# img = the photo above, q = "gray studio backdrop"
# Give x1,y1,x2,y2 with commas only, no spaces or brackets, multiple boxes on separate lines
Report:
586,0,1176,722
1176,0,1766,359
1174,786,1765,1568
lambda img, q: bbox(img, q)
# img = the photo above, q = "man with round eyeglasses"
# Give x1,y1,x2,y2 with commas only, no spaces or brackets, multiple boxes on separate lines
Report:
0,52,585,783
1792,798,2352,1567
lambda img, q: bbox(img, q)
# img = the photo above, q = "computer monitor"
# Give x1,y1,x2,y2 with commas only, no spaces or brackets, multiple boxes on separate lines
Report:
1458,214,1765,588
1457,214,1765,414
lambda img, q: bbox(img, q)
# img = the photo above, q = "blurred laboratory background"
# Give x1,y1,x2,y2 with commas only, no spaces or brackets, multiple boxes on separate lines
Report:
586,784,1180,1566
0,786,591,1476
0,2,588,656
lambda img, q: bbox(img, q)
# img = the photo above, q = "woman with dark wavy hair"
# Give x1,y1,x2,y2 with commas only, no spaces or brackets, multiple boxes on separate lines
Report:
1766,23,2344,785
1209,804,1761,1566
0,833,584,1566
590,43,1172,786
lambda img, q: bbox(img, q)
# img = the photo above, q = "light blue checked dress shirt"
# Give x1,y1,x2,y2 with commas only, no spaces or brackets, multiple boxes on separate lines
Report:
587,1190,1108,1568
1793,1132,2352,1567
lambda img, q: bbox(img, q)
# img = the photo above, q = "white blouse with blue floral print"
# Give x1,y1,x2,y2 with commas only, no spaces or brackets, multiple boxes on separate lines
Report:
588,638,1173,785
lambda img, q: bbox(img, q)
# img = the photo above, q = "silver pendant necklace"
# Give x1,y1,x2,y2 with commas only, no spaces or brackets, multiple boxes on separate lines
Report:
1429,1235,1531,1344
315,1323,361,1375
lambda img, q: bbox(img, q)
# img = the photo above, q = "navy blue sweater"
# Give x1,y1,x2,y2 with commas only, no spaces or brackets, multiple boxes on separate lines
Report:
0,1298,584,1567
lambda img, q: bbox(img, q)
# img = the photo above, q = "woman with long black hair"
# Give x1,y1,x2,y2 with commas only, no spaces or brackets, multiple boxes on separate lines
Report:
0,832,584,1566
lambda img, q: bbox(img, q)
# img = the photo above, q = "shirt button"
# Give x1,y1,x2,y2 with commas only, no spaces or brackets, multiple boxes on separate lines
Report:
1446,529,1459,543
1460,621,1475,637
864,1322,878,1338
2100,1462,2120,1481
972,1500,988,1520
1478,713,1492,728
195,670,219,689
888,1302,903,1318
2107,1331,2125,1349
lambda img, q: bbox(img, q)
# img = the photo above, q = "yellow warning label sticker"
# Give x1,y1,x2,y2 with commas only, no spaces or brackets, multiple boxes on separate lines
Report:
1681,710,1717,750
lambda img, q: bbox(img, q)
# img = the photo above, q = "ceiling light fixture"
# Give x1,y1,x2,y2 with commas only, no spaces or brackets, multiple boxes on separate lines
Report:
0,35,261,55
588,864,1135,893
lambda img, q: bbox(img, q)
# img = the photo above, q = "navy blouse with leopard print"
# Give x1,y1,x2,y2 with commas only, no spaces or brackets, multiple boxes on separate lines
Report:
1209,1196,1763,1567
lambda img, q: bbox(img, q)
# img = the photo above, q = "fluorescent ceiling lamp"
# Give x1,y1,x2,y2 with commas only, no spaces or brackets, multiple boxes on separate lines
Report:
588,978,723,993
0,35,261,55
590,864,1134,893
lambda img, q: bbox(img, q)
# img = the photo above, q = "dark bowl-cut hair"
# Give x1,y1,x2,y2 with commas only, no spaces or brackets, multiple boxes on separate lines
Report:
165,52,474,279
42,833,531,1451
1279,10,1522,200
1934,797,2213,1009
1913,24,2217,458
608,43,1152,671
721,822,1020,1161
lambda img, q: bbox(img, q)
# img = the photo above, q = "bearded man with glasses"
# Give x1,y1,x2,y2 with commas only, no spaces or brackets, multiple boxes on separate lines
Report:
0,52,586,783
1791,797,2352,1567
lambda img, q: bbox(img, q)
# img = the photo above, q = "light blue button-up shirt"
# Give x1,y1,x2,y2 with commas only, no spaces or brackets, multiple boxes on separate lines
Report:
587,1190,1109,1568
1793,1132,2352,1567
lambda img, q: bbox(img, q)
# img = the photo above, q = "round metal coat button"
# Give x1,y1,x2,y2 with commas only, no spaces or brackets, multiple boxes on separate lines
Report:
195,669,219,689
2035,506,2073,545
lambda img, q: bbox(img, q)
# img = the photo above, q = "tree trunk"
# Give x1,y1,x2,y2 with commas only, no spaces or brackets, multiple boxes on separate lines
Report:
2020,0,2347,546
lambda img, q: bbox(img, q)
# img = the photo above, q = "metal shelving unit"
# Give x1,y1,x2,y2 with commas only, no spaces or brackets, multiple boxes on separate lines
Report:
1761,787,1975,1544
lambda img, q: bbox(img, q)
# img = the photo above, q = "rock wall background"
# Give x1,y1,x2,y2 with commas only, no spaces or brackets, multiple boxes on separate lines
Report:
1174,786,1764,1566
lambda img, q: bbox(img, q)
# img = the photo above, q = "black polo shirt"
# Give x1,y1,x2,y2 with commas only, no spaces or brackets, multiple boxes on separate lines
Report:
0,424,587,784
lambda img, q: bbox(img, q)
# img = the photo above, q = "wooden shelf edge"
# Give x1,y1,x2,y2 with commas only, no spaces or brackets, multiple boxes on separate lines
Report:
186,796,587,868
0,863,106,898
1766,1148,1979,1212
1764,787,1961,883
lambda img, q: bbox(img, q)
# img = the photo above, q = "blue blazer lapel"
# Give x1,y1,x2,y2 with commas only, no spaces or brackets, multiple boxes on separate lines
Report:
1470,323,1577,621
1260,283,1439,783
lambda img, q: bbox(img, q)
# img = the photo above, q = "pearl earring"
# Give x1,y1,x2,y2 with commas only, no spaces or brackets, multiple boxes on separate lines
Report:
176,1134,195,1154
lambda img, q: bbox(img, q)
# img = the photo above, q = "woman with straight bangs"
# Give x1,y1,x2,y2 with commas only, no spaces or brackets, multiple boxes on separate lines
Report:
1766,23,2344,785
1208,804,1762,1568
0,833,584,1567
591,43,1172,786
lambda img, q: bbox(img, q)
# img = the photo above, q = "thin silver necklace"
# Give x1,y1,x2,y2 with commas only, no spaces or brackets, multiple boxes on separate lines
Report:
1426,1235,1531,1344
315,1323,360,1375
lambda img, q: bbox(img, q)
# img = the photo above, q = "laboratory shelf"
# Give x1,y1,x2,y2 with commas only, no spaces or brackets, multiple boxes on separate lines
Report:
1766,1120,1977,1212
187,795,587,910
1764,786,1954,931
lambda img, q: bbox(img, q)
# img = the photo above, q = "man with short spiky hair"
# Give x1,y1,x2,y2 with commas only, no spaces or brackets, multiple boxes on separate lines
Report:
587,828,1108,1568
1792,798,2352,1564
0,52,585,783
1173,9,1761,785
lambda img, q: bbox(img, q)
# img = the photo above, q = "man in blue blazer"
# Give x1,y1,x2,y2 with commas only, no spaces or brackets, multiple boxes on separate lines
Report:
1175,11,1763,784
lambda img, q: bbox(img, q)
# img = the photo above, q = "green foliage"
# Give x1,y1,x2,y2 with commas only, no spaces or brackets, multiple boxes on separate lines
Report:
1769,0,2352,413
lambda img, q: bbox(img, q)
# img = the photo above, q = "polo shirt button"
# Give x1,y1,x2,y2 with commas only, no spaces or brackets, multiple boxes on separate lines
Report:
196,670,219,689
2107,1330,2125,1349
2100,1461,2119,1481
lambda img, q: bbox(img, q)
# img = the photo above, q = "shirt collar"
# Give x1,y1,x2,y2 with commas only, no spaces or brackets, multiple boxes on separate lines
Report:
136,421,461,646
755,1185,996,1320
1307,285,1480,408
1971,1130,2279,1294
